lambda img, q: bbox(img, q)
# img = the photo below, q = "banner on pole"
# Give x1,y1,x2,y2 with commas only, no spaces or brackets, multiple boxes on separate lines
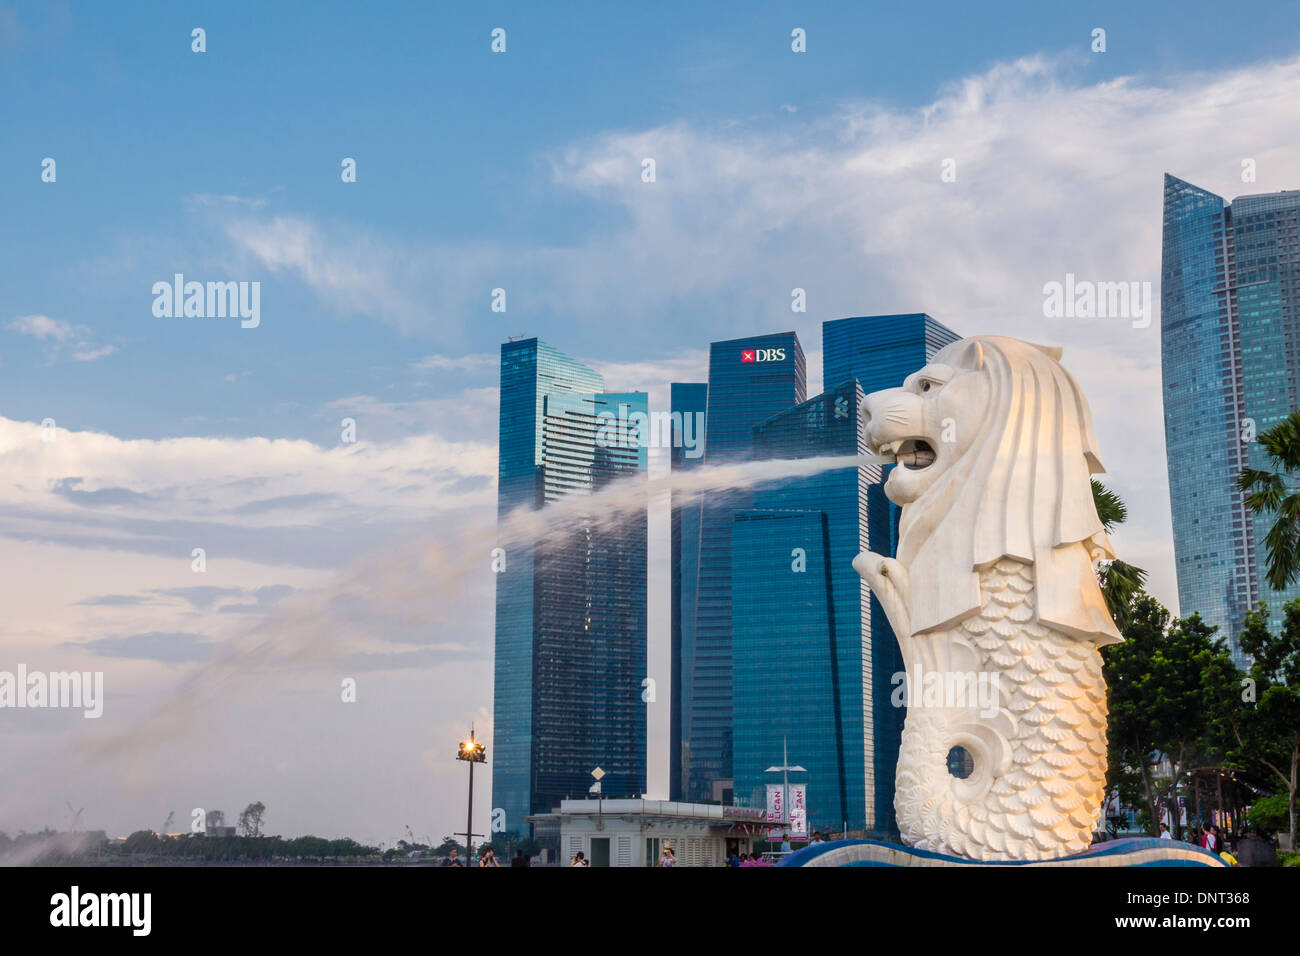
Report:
765,784,807,840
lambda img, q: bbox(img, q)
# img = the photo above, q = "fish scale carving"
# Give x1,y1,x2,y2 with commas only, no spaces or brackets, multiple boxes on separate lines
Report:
895,559,1108,861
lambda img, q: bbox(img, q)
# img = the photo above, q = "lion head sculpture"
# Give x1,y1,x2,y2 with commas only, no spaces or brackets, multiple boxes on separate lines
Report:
860,335,1121,644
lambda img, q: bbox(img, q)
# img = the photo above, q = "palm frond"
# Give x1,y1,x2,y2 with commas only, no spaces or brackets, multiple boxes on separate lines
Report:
1240,410,1300,592
1092,478,1126,533
1101,559,1148,632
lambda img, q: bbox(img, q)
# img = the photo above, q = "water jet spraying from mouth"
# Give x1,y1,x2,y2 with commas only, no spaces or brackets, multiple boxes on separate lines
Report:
6,452,893,828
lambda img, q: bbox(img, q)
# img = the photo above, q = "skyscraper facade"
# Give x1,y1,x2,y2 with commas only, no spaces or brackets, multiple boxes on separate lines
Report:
684,332,806,803
1161,175,1300,659
823,313,962,396
731,380,894,834
493,339,648,837
669,382,708,801
673,318,961,815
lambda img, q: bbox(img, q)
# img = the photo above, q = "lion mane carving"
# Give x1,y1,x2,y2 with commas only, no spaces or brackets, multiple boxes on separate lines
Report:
853,335,1121,861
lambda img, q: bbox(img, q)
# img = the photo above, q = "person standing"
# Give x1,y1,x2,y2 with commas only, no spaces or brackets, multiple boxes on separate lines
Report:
479,848,499,867
658,846,676,867
1158,824,1172,840
1202,825,1219,853
510,848,529,868
441,847,463,867
571,850,589,867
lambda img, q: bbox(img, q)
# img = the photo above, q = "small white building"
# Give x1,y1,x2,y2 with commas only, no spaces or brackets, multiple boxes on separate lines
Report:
527,799,767,867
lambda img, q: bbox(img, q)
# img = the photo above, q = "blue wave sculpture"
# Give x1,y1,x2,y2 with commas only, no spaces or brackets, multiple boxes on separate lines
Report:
779,838,1229,867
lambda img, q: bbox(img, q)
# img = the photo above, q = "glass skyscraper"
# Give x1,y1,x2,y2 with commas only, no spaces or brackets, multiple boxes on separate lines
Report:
819,313,960,830
669,382,708,802
493,338,648,838
683,332,806,803
731,380,893,833
671,318,961,816
721,316,962,834
1161,175,1300,660
823,313,962,396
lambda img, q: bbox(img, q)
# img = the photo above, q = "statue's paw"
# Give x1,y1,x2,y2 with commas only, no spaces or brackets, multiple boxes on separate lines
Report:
853,551,911,637
851,550,888,583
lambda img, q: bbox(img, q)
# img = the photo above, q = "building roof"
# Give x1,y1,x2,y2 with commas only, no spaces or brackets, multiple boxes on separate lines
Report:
526,798,767,824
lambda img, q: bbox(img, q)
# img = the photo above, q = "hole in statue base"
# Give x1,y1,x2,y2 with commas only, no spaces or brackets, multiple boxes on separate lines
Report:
947,746,974,779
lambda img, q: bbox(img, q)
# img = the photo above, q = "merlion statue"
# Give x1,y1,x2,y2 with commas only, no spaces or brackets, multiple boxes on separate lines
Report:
853,335,1122,862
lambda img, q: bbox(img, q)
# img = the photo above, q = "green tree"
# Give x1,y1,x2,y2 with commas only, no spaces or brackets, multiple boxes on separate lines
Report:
238,801,266,838
122,829,161,856
1247,793,1291,834
1238,409,1300,590
1230,602,1300,848
435,837,464,857
1091,479,1147,633
1104,595,1241,838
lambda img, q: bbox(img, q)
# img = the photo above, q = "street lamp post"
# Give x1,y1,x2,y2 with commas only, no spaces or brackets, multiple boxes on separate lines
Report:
764,737,806,851
591,767,605,830
456,726,487,867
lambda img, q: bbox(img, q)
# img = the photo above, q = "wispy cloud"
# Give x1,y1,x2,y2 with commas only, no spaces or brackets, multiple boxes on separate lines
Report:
410,353,497,372
7,314,117,362
8,314,78,342
61,631,216,664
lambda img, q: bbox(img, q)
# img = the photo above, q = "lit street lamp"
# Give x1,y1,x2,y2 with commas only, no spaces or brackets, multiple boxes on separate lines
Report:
590,766,605,829
456,726,487,866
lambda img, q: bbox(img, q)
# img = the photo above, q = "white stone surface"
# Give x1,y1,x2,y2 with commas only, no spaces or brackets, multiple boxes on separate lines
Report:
853,336,1122,861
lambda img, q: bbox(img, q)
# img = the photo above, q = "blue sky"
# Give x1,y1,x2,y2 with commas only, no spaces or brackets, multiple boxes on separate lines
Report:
3,1,1300,845
6,0,1298,441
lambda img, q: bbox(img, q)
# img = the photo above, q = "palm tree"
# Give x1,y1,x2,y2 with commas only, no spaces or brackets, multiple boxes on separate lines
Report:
1238,409,1300,590
1092,479,1147,632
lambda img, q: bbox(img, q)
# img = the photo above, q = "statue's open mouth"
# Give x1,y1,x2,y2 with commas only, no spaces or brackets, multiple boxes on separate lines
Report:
879,438,937,470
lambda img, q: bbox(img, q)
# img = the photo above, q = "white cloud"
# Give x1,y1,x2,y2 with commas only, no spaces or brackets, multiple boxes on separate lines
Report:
8,313,77,342
535,52,1300,612
7,314,116,362
0,414,496,531
71,344,118,362
0,410,501,835
410,353,497,372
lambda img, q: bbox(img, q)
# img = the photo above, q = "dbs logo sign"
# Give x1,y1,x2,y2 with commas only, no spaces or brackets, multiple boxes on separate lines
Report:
741,348,786,363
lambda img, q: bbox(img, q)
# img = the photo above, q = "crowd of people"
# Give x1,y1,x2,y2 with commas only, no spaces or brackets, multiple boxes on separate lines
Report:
1153,822,1280,866
439,846,535,867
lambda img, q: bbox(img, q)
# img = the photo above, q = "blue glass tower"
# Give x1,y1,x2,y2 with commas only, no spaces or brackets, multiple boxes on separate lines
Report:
732,380,896,834
1161,175,1300,660
823,314,962,396
812,313,961,831
669,382,708,801
685,333,805,803
493,339,648,837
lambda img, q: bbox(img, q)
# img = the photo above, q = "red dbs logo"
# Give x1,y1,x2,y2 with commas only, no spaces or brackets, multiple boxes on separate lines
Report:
741,350,755,363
